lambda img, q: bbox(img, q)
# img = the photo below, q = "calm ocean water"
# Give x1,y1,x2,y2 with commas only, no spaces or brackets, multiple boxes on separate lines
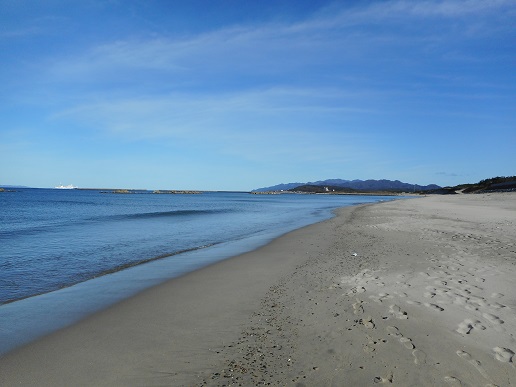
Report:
0,188,397,354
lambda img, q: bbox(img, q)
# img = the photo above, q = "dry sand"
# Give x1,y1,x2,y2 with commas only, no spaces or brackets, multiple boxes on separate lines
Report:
1,193,515,386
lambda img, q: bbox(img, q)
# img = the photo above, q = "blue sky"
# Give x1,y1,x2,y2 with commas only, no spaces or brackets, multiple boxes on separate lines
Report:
1,0,514,190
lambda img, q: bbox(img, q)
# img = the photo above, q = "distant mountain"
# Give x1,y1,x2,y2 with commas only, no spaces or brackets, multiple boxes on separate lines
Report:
287,185,359,194
254,182,305,192
252,179,441,192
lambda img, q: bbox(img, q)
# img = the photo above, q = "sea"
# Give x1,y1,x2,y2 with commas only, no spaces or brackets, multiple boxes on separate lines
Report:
0,188,398,354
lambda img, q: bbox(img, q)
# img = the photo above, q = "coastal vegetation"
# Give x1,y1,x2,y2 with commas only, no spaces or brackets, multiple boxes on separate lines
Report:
463,176,516,192
427,176,516,194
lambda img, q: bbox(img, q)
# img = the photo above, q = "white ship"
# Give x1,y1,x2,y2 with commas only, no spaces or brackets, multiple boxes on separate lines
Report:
55,184,77,189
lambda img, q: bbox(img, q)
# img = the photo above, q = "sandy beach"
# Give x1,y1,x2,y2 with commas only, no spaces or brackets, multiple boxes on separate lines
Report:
1,193,515,386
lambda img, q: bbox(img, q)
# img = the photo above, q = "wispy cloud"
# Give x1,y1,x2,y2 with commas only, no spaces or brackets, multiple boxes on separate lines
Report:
51,86,375,164
0,26,44,39
436,171,461,177
41,0,513,92
38,0,514,171
392,0,514,17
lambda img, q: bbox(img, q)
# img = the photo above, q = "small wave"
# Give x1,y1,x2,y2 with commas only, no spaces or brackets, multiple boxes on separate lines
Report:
0,209,231,239
43,199,98,206
0,243,221,305
93,243,221,277
103,209,230,221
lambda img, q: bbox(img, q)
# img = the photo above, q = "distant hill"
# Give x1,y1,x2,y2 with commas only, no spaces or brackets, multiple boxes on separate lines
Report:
463,176,516,193
253,182,305,192
253,179,440,193
288,185,359,194
426,176,516,194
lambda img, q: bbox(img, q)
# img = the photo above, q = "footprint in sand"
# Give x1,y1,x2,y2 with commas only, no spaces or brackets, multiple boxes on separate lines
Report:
456,350,493,382
369,293,393,303
491,293,504,299
353,300,364,315
361,316,375,329
443,376,463,386
347,286,366,296
386,326,424,363
482,313,504,325
468,296,487,307
389,304,408,319
412,349,427,365
456,319,486,335
423,303,444,312
373,371,393,384
386,326,402,338
435,287,450,296
400,337,415,349
488,302,506,310
493,347,514,363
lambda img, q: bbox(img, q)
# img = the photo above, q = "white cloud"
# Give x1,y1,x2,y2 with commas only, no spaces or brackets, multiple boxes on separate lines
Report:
34,0,511,172
40,0,512,92
0,26,44,39
435,171,461,176
397,0,513,17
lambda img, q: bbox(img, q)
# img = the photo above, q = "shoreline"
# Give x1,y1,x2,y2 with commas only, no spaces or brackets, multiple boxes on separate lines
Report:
0,200,353,384
1,190,392,308
0,197,387,356
0,194,397,356
1,193,515,385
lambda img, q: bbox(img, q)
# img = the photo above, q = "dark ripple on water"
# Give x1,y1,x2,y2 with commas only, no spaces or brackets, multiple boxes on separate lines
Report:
0,189,397,305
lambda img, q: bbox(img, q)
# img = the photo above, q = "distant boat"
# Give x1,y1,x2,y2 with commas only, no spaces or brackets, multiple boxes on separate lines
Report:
55,184,77,189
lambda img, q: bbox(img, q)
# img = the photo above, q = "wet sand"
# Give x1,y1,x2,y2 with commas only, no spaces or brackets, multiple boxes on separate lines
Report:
1,193,515,386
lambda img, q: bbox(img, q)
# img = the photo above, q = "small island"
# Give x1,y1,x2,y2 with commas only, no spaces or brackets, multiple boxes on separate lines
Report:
152,190,202,194
96,188,203,194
